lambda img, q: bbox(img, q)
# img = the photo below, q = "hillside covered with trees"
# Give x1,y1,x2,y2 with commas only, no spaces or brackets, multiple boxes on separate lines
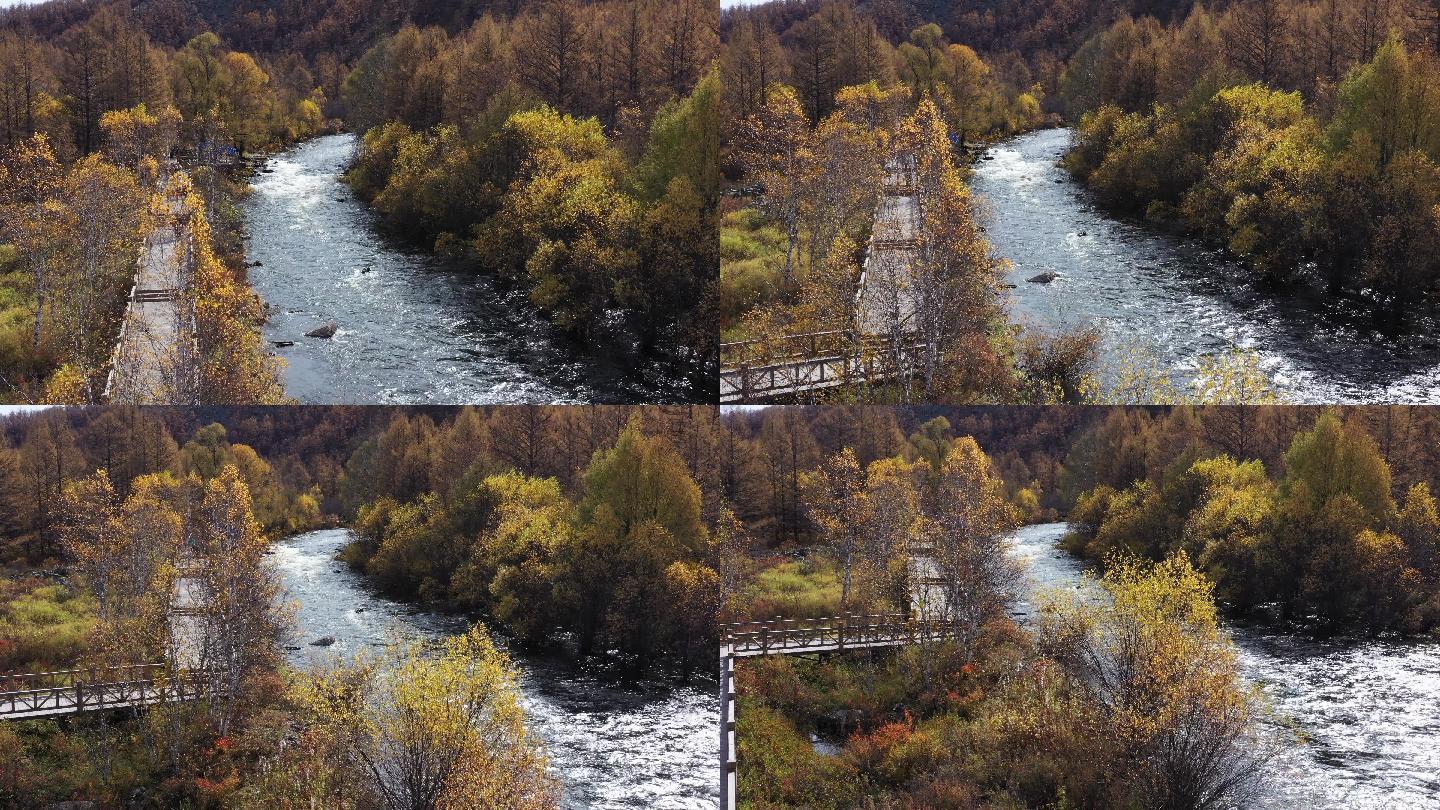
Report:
1061,1,1440,332
338,0,719,382
0,4,334,404
0,406,554,807
2,0,719,403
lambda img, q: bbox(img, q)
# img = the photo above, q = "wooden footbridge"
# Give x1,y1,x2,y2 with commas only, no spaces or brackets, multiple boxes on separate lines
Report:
1,561,215,722
721,156,925,403
719,613,961,809
0,665,212,721
719,331,928,403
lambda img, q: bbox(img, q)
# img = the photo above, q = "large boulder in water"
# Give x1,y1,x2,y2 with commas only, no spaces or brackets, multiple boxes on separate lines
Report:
1027,272,1061,284
306,323,339,339
310,636,336,647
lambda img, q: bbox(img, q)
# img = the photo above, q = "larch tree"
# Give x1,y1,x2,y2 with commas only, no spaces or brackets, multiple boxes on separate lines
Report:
1227,0,1288,85
0,29,50,148
789,12,839,124
0,445,27,540
516,0,587,110
721,16,787,124
654,0,713,98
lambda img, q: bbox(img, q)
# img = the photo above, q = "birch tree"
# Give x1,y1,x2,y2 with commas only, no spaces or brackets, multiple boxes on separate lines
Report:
921,437,1018,659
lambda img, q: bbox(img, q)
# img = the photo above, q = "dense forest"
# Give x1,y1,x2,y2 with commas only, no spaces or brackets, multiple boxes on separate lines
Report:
1061,1,1440,332
713,404,1440,634
0,4,327,404
1066,409,1440,633
712,403,1440,806
337,0,719,386
0,406,553,806
719,2,1078,404
722,406,1269,807
1,0,719,403
720,0,1440,405
717,0,1324,404
5,403,1440,803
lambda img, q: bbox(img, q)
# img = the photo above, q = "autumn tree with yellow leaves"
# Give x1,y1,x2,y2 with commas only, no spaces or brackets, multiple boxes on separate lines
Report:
1040,554,1271,809
270,625,556,810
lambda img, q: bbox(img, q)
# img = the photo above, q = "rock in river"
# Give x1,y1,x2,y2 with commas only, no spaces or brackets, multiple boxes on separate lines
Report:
1027,272,1061,284
305,323,339,339
310,635,336,647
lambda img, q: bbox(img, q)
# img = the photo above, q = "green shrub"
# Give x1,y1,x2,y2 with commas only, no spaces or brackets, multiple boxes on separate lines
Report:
0,582,97,671
741,560,844,621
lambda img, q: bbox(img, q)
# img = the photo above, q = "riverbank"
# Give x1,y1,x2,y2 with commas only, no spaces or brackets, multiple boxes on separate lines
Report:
243,135,698,404
972,128,1440,403
273,528,717,809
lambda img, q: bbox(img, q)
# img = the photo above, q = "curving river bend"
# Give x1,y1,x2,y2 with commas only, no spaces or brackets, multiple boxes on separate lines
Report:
244,134,691,405
1010,523,1440,809
972,129,1440,404
271,528,716,809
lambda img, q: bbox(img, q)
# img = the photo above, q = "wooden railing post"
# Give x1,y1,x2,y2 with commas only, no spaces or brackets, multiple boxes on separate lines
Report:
720,647,739,810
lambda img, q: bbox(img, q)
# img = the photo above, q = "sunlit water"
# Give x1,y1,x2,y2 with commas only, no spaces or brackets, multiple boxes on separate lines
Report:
270,528,717,809
243,134,693,404
972,129,1440,404
1010,523,1440,808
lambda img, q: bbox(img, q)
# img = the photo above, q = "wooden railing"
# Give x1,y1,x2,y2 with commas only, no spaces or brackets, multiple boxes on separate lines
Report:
718,333,929,403
719,646,738,810
722,613,958,657
720,330,851,368
719,613,959,804
0,664,212,720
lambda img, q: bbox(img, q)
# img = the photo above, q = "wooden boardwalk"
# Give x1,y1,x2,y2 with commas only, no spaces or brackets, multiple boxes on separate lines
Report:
720,155,925,403
718,613,961,809
105,184,200,404
856,156,921,336
0,665,210,721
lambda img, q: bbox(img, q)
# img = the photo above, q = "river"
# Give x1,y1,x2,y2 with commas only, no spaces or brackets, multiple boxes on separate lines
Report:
243,134,692,405
1010,523,1440,808
971,129,1440,404
270,528,717,809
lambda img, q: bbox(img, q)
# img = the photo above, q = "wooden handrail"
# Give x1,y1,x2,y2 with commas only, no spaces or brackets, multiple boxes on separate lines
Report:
719,610,958,801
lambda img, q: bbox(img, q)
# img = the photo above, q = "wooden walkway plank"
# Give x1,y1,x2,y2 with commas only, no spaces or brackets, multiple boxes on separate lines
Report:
105,186,199,405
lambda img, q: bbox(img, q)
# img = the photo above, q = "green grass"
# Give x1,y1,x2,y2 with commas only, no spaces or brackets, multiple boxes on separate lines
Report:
741,559,845,621
0,581,97,671
720,209,790,326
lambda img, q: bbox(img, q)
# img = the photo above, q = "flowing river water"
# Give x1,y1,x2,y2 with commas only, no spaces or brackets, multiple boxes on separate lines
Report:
971,129,1440,404
270,528,717,809
1009,523,1440,809
243,134,691,405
